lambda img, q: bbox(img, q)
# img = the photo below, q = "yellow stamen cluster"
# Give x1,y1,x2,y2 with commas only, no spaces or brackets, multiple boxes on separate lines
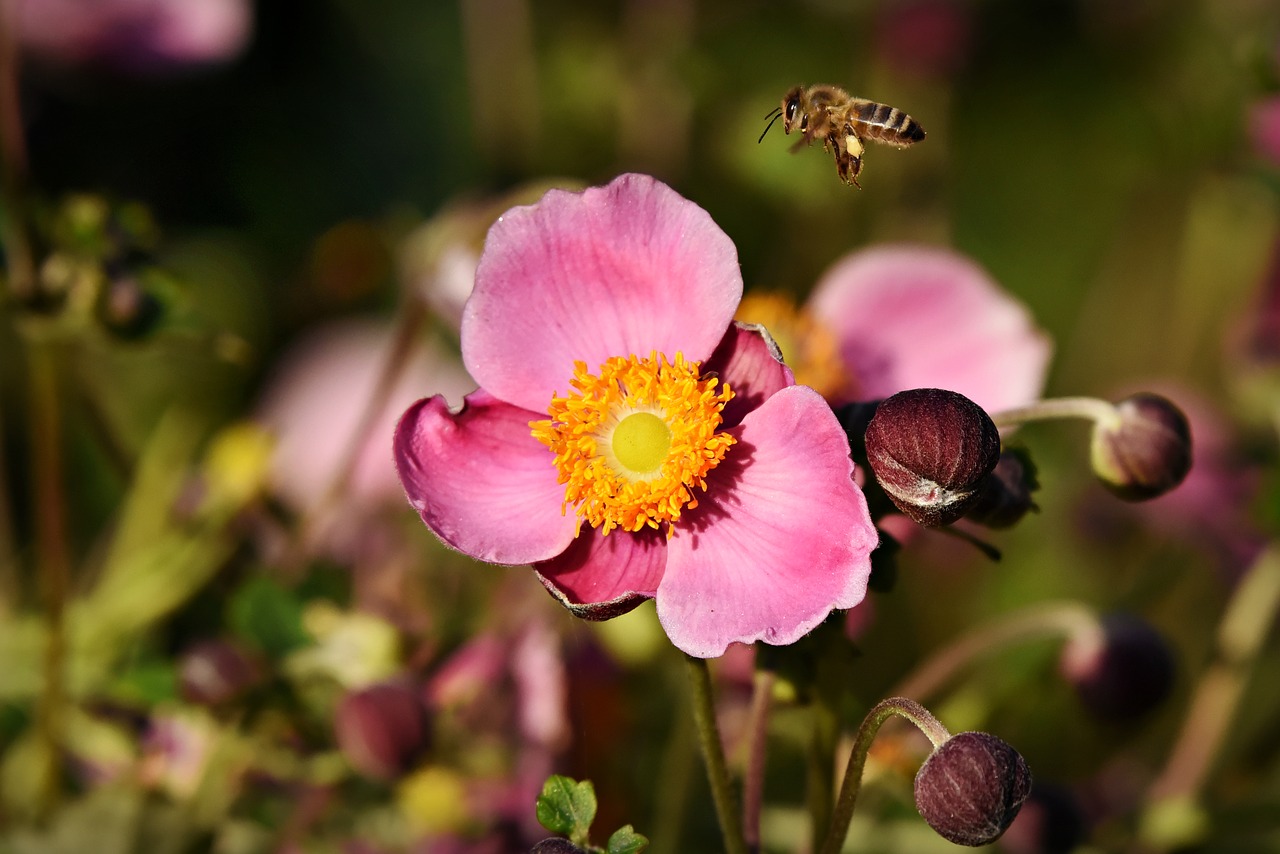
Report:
736,292,851,400
530,352,736,536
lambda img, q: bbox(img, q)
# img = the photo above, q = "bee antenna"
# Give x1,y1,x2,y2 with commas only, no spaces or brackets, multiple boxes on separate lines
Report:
758,110,783,144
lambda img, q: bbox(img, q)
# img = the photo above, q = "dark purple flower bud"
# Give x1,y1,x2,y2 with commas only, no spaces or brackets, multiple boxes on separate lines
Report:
1091,393,1192,501
530,840,587,853
97,272,165,339
865,389,1001,527
964,448,1039,529
334,681,431,781
997,782,1087,854
1060,613,1175,722
914,731,1032,847
178,639,263,707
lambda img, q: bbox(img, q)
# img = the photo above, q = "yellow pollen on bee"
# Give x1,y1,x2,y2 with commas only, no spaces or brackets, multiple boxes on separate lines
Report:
529,352,735,537
735,293,851,401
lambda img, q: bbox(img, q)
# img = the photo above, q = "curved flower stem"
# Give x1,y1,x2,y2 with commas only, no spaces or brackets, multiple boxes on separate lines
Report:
819,698,951,854
684,654,748,854
28,338,71,813
891,601,1102,702
990,396,1117,433
741,668,774,853
1140,543,1280,846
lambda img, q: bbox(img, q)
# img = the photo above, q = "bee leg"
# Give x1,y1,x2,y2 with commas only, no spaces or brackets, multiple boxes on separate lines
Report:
842,130,865,189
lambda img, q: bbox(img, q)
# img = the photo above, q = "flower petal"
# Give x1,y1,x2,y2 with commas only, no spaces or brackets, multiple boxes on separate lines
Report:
703,322,795,428
657,386,878,658
394,390,576,564
809,245,1051,412
462,174,743,412
534,527,667,620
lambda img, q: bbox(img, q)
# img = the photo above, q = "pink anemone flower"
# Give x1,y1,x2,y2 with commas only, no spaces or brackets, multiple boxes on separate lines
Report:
394,174,878,658
807,245,1052,414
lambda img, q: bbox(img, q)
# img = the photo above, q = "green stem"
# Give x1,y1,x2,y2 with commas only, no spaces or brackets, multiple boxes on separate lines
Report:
891,601,1102,702
649,670,696,852
684,654,748,854
29,338,71,812
808,688,839,851
820,698,951,854
990,396,1117,433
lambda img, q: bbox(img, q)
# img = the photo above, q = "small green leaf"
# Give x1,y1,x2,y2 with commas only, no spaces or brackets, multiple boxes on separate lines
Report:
535,775,598,844
228,576,308,657
606,825,649,854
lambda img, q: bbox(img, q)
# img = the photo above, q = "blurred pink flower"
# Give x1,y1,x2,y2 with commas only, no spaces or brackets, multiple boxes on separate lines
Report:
395,174,878,658
138,710,216,799
807,245,1052,413
1249,96,1280,168
257,317,473,515
421,619,570,846
10,0,252,71
1238,236,1280,365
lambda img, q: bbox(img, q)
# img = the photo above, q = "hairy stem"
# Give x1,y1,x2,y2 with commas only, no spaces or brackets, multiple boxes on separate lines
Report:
820,698,951,854
990,396,1117,433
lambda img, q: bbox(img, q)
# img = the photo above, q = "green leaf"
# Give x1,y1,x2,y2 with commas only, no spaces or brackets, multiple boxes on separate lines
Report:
228,576,309,657
535,775,597,845
606,825,649,854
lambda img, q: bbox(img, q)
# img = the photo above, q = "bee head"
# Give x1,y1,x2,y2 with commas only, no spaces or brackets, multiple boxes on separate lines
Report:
781,86,806,135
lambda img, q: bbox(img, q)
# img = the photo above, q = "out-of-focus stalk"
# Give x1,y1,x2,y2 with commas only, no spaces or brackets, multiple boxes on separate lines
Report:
741,668,774,852
0,0,35,303
685,654,748,854
1139,544,1280,850
29,338,71,813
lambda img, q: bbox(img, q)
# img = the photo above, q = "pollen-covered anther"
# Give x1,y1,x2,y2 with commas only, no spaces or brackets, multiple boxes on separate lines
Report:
736,292,849,400
530,352,735,536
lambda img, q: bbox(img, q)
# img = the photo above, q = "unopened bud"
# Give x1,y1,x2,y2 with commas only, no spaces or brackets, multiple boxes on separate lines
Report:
1091,393,1191,501
964,448,1039,529
914,731,1032,846
865,389,1001,527
334,681,431,780
98,271,165,340
178,639,263,707
1060,613,1175,722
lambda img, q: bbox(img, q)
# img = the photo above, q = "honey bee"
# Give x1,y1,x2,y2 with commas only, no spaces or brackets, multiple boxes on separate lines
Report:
759,84,926,188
